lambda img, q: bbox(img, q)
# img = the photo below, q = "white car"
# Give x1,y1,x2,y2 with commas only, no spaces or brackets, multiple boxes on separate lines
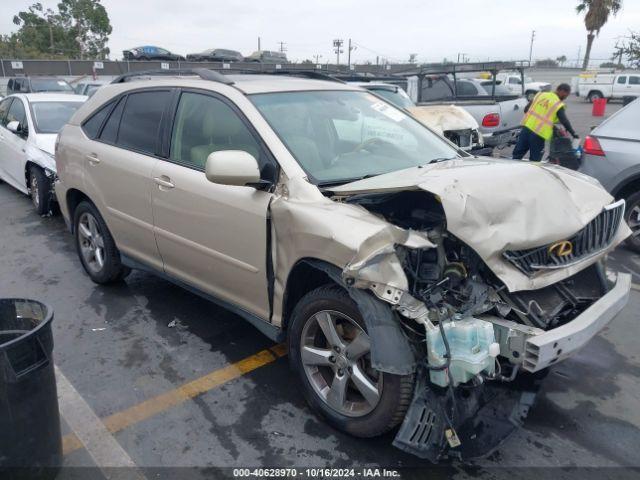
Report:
0,93,87,214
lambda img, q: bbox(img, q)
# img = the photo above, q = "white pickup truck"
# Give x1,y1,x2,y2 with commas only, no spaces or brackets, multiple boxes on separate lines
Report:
577,72,640,102
496,72,551,101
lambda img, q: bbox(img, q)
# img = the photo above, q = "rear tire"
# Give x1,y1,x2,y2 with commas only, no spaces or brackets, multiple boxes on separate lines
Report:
624,191,640,253
73,201,130,284
588,91,603,103
288,285,415,438
29,165,51,216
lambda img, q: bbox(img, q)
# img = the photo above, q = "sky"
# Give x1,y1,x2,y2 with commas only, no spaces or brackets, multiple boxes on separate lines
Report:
1,0,639,66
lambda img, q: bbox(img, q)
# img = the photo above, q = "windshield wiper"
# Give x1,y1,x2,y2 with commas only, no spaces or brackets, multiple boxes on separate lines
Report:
317,173,380,189
427,156,458,164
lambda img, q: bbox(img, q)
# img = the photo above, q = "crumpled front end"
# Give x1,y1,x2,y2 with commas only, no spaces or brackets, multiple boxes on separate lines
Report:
272,160,631,461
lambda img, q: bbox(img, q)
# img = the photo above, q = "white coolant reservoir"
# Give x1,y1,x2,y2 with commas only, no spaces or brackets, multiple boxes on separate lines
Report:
426,317,499,387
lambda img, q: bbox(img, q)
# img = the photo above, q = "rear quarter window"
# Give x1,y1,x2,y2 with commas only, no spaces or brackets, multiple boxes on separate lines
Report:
82,101,114,139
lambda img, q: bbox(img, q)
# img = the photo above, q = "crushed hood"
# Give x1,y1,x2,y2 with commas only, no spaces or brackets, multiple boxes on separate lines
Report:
330,158,631,291
407,105,479,135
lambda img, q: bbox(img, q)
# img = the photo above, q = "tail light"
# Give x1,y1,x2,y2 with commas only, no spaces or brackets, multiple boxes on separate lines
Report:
482,113,500,127
583,135,605,156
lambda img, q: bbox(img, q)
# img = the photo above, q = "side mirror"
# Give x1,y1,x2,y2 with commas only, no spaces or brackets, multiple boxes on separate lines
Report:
7,120,20,134
205,150,261,187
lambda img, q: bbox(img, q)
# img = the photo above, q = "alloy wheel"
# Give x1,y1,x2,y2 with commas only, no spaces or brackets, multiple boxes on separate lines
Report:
300,310,381,417
78,212,106,274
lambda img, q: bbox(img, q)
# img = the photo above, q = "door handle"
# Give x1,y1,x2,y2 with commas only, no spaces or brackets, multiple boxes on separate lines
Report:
86,153,100,165
153,176,175,189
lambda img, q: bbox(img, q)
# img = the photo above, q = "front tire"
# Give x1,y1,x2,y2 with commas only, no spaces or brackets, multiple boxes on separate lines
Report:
29,165,51,216
288,285,414,438
73,201,130,284
624,191,640,253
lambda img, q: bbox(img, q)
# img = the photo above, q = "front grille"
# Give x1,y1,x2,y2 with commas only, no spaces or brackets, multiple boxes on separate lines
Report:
503,200,625,275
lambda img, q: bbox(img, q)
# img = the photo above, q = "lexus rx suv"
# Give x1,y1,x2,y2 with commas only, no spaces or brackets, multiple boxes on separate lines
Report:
55,70,631,461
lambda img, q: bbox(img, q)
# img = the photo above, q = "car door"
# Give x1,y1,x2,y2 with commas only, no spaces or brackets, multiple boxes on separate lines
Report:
613,76,627,97
2,97,30,192
0,97,14,180
82,89,171,270
151,89,274,319
628,75,640,96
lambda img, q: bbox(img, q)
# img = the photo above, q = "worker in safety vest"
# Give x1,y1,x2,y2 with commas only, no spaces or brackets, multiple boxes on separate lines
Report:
512,83,578,161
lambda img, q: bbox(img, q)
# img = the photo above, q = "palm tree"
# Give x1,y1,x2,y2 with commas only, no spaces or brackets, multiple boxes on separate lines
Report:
577,0,623,69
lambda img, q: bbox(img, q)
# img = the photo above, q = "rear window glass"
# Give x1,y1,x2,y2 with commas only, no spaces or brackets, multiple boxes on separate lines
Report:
116,91,170,155
596,100,640,141
30,78,73,93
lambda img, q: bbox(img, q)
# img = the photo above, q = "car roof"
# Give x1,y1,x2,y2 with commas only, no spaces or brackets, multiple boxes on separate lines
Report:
21,93,88,102
104,74,361,95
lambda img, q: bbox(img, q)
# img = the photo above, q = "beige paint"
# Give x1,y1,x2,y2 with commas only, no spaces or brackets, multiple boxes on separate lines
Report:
57,76,629,331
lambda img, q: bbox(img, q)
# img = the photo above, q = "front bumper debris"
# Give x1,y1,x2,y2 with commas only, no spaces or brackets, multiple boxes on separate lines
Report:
522,272,631,372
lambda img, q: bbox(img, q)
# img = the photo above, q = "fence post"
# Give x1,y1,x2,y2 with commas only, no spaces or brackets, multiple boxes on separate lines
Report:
0,59,5,77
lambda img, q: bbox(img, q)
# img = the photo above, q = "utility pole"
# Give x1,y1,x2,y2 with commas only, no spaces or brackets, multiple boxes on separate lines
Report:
313,54,323,64
258,37,261,51
457,53,467,63
48,21,54,56
347,39,356,68
278,41,287,53
333,39,344,66
529,30,536,64
576,45,582,68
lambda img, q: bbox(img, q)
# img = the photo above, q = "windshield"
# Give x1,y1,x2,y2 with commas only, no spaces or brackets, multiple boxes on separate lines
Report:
31,101,83,133
30,78,73,93
368,88,415,109
251,90,459,185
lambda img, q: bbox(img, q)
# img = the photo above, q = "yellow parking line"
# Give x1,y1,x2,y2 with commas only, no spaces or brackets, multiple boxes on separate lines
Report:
62,344,287,455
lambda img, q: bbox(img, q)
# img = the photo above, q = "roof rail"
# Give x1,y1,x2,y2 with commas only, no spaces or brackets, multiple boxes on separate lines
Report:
222,68,345,83
111,68,234,85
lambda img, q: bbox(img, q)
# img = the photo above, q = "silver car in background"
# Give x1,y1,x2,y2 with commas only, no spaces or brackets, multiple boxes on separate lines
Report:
579,99,640,252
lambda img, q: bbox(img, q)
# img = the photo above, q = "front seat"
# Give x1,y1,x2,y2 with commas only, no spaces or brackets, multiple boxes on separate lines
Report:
191,106,261,168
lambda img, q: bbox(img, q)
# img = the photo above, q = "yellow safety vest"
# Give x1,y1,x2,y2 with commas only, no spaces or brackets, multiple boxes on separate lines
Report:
521,91,565,141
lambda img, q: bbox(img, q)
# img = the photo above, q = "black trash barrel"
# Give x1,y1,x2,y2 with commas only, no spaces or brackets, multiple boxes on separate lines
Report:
0,299,61,480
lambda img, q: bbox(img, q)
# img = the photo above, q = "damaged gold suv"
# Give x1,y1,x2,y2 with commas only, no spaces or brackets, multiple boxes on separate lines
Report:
55,69,632,461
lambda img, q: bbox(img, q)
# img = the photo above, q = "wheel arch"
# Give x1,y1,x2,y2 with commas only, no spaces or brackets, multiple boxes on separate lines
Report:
65,188,94,233
612,174,640,201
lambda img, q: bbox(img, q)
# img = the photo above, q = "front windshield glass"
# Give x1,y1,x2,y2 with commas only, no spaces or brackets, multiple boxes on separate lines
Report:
251,90,459,185
30,78,73,93
31,101,83,133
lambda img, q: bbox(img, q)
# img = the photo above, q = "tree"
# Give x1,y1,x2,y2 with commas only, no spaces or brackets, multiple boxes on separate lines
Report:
535,58,559,68
556,55,567,66
7,0,111,59
618,31,640,67
576,0,622,69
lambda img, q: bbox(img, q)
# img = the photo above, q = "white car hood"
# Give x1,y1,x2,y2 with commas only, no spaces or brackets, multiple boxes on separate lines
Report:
330,158,631,291
35,134,57,156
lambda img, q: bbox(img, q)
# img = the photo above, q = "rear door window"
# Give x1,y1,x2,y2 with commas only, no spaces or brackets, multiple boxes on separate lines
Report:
629,76,640,85
116,91,171,155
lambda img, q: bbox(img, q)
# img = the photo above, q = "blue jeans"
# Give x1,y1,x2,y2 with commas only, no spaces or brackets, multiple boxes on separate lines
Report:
512,127,545,161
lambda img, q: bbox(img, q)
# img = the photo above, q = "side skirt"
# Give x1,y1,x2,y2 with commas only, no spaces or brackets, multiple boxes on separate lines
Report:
121,254,285,343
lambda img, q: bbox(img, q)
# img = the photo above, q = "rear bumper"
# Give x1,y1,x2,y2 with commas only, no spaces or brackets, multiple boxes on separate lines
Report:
522,272,631,372
484,127,521,147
